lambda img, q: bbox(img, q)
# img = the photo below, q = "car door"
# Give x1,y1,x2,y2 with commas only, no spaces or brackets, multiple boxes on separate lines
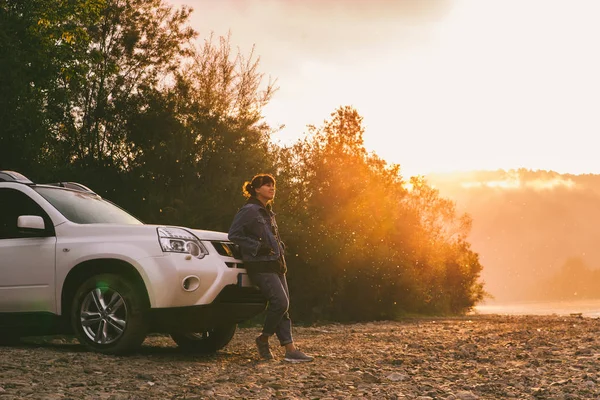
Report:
0,188,57,313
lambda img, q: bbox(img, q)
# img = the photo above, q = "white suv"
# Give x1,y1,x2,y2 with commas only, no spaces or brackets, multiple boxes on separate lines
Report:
0,171,265,354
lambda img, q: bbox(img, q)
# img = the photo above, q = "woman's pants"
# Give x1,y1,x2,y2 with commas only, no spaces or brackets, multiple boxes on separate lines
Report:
249,272,293,346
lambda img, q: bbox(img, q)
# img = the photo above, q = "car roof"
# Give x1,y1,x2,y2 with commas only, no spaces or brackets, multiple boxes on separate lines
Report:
0,170,33,184
0,171,97,195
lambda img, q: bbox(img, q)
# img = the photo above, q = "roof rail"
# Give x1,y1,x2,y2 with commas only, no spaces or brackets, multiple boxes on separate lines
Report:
47,182,97,195
0,171,33,184
0,171,97,194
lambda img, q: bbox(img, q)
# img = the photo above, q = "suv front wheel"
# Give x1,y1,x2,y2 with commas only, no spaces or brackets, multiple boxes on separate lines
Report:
71,273,149,354
170,324,237,354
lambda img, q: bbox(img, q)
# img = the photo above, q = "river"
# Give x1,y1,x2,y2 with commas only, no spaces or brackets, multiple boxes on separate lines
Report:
474,299,600,317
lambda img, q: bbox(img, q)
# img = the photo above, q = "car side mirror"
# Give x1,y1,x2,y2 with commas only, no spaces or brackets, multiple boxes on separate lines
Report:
17,215,45,230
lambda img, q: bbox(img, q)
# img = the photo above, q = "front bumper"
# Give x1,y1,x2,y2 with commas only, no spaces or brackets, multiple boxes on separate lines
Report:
148,284,267,333
138,245,250,308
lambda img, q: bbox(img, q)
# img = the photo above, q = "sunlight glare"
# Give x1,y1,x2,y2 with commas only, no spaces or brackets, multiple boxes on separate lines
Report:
460,176,575,191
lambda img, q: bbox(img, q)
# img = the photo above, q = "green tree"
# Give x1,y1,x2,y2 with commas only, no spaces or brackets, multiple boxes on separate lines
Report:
1,0,278,229
0,0,102,176
46,0,195,179
124,33,278,229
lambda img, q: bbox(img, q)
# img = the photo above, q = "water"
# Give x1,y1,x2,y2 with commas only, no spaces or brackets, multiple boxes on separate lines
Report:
474,299,600,318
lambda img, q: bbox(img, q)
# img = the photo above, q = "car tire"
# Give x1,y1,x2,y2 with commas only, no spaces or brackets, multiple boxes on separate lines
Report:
170,324,237,354
71,273,148,354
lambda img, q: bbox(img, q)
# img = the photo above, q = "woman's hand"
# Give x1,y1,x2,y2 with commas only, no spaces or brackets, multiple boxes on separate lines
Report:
257,242,275,256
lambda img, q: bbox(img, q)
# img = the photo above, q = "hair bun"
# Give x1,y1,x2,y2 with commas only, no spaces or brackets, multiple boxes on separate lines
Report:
242,181,254,198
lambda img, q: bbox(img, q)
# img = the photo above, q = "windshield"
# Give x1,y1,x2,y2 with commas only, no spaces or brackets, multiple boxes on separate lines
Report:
34,186,143,225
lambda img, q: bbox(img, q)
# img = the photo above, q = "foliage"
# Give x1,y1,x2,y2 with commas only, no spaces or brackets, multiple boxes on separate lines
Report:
277,106,485,321
0,1,485,321
428,169,600,303
0,0,103,175
123,33,278,230
45,0,197,187
539,257,600,300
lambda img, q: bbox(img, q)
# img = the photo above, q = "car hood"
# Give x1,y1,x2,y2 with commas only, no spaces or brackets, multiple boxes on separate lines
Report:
187,228,229,241
59,222,229,242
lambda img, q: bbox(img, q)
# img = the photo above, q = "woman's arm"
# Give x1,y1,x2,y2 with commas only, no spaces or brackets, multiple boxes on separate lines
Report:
228,206,262,257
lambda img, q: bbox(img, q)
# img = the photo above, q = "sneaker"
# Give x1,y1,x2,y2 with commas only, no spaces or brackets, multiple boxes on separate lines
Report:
284,349,314,363
255,336,273,360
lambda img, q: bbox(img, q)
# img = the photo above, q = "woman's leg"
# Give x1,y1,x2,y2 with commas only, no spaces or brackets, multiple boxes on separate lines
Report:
273,273,293,346
251,273,312,362
250,272,290,339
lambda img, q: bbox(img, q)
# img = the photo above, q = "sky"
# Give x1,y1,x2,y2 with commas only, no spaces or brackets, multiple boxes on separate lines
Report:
167,0,600,178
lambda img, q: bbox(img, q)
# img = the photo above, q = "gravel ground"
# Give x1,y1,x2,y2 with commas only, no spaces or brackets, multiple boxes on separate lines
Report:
1,314,600,399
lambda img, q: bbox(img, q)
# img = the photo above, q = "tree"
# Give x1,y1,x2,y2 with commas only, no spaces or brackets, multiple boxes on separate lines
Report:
403,176,485,313
1,0,278,229
1,0,485,320
44,0,196,176
0,0,102,176
278,106,485,321
124,33,278,229
277,107,412,320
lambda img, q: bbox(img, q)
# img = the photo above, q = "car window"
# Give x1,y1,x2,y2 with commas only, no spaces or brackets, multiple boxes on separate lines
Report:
0,188,54,239
34,186,143,225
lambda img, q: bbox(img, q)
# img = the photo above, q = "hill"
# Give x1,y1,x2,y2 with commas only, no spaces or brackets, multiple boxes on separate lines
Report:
425,169,600,303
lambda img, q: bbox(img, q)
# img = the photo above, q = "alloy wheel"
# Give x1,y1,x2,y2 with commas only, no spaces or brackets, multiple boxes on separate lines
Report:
80,287,128,344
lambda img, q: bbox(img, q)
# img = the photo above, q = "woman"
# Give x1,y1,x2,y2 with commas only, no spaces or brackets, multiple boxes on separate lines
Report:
228,173,313,362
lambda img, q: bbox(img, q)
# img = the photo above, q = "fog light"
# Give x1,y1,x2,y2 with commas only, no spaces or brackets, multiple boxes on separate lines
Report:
182,275,200,292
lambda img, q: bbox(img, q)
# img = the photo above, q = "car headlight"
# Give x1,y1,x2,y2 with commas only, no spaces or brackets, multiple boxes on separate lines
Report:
157,227,208,259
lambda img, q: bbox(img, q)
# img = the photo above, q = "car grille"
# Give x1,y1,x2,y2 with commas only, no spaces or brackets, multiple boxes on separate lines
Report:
211,240,242,259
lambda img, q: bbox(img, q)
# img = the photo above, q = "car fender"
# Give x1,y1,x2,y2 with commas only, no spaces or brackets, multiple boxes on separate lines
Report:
55,239,164,314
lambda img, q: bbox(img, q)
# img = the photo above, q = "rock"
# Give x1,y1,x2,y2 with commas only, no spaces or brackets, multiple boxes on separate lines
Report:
3,315,600,399
108,395,129,400
136,373,154,381
386,372,409,382
361,372,380,383
456,391,479,400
